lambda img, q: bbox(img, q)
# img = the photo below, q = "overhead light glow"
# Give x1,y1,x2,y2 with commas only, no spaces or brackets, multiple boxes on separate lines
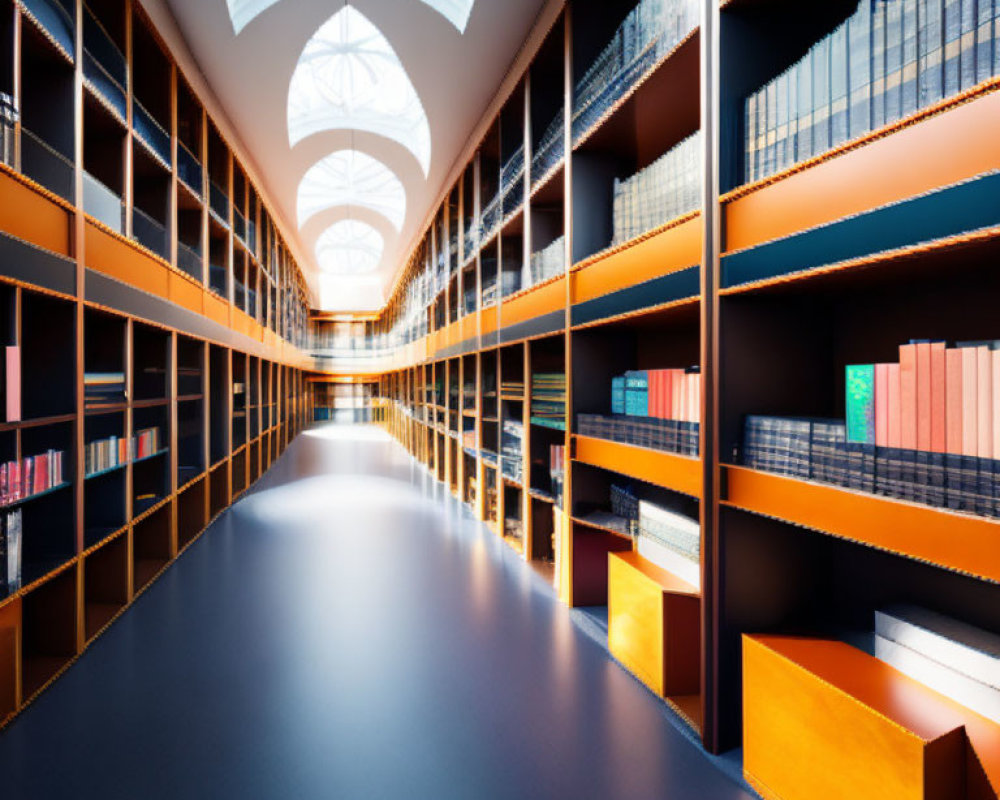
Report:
418,0,475,33
287,6,432,174
297,150,407,231
315,220,385,275
225,0,280,34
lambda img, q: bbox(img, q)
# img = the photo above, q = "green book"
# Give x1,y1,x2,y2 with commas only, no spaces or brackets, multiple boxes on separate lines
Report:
846,364,876,444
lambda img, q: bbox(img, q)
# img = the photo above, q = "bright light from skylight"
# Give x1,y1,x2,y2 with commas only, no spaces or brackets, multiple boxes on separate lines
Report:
288,6,432,174
297,150,407,230
225,0,280,34
418,0,475,33
315,220,385,275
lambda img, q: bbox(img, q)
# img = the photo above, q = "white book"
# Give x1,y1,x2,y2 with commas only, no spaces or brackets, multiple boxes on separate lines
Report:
637,533,700,588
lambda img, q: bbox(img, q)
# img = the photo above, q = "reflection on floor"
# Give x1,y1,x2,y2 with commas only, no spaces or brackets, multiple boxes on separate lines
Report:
0,424,754,800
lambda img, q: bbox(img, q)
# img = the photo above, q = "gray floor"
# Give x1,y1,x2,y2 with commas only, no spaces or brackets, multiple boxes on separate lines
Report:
0,424,754,799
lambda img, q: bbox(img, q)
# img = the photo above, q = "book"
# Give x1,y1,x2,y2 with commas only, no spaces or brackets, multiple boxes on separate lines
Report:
961,345,980,512
849,1,872,140
812,37,831,155
796,47,813,163
846,364,876,443
946,348,964,509
977,0,995,84
900,343,918,499
944,0,964,96
976,345,993,514
5,345,18,422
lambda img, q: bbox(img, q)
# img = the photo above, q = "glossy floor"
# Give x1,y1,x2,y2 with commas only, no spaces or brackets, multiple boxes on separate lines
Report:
0,425,753,799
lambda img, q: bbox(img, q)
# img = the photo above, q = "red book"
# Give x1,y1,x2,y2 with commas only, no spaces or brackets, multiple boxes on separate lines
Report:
5,345,19,422
689,373,700,423
887,364,901,448
977,346,993,459
915,342,932,451
659,370,672,420
929,342,946,454
651,370,664,419
899,344,918,450
945,349,963,455
961,347,978,457
874,364,889,447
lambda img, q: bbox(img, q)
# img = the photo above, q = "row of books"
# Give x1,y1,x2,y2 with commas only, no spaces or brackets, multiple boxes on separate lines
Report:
578,413,700,456
84,426,161,476
530,236,565,287
501,379,525,395
531,372,567,429
501,419,524,483
531,109,564,184
573,0,698,141
1,509,22,597
0,449,65,507
612,131,701,247
636,500,700,587
611,367,702,422
746,0,1000,184
85,371,125,409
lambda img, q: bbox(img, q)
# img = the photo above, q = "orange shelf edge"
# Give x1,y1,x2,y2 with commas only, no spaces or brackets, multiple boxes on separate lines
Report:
576,434,702,498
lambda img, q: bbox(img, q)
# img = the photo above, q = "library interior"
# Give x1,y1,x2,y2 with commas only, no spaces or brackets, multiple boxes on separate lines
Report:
0,0,998,797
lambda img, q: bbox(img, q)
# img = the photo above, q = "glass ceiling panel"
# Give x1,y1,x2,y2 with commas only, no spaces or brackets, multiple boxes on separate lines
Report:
225,0,281,35
297,149,407,230
287,6,432,174
418,0,474,33
315,220,385,274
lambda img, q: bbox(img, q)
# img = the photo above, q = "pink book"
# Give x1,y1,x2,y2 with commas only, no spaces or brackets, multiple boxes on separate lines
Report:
977,346,993,459
688,373,700,423
929,342,946,454
654,370,666,419
670,369,681,420
5,345,19,422
874,364,890,447
899,344,918,450
915,342,932,451
659,370,672,420
678,374,687,423
961,347,978,457
887,364,901,448
945,349,963,455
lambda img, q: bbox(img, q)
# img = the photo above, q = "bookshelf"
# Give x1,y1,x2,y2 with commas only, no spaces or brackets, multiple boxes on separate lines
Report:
0,0,310,731
325,0,1000,783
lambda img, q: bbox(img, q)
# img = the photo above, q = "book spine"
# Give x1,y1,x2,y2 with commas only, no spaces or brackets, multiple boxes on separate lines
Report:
919,0,945,108
961,346,980,512
875,363,890,447
946,348,964,509
873,0,889,128
902,0,921,116
977,345,994,515
900,343,918,500
976,0,995,83
5,345,19,423
846,364,876,443
797,44,813,162
830,23,850,147
944,0,964,96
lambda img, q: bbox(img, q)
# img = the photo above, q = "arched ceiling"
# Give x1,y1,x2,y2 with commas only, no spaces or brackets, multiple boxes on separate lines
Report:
157,0,550,311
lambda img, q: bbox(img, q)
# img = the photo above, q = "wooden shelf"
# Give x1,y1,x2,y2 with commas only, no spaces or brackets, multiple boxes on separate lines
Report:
723,465,1000,584
575,435,701,499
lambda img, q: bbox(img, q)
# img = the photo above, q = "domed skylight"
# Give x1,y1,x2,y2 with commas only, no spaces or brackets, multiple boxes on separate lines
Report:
225,0,280,34
287,6,431,174
296,149,407,231
315,220,385,274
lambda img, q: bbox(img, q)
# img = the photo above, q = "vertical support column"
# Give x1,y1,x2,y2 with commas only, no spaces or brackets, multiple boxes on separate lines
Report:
561,3,574,606
200,111,208,287
73,0,85,566
168,330,178,556
169,63,178,269
123,0,134,240
124,318,134,525
699,0,722,756
12,6,22,172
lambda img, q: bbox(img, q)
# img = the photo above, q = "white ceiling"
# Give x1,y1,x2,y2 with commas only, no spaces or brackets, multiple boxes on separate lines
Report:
155,0,549,311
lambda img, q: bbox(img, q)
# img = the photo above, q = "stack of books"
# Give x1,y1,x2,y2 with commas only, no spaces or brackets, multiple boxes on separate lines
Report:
501,419,524,483
501,145,525,216
1,508,22,597
84,371,125,409
578,367,701,455
637,500,700,586
612,131,701,246
501,378,525,396
531,373,567,430
745,0,1000,184
531,109,564,184
742,339,1000,516
529,236,565,286
0,449,64,505
573,0,699,142
611,483,640,535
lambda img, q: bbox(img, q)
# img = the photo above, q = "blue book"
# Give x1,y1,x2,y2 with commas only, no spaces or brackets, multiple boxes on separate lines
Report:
976,0,995,84
624,371,649,418
885,0,905,123
902,0,921,116
849,1,872,140
830,24,850,146
796,49,813,161
611,376,626,415
919,0,945,107
872,0,889,129
943,0,963,96
813,37,832,155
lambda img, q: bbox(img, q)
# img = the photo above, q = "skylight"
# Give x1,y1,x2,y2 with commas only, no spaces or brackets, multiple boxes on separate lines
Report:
287,6,432,174
225,0,280,35
315,220,385,275
296,150,407,231
418,0,475,33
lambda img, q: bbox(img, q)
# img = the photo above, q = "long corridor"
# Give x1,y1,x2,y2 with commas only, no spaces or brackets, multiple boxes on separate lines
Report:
0,425,753,799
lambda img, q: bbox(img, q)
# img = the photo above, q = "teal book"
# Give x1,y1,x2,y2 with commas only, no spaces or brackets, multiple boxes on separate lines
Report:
624,371,649,418
611,376,626,415
846,364,877,444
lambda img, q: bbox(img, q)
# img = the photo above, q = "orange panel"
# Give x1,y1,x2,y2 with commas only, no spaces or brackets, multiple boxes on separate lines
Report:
203,293,229,328
743,635,998,800
85,222,169,298
726,90,1000,254
0,170,71,256
573,216,702,305
608,551,699,697
724,465,1000,583
502,275,566,328
168,272,203,316
575,435,702,498
480,304,498,337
